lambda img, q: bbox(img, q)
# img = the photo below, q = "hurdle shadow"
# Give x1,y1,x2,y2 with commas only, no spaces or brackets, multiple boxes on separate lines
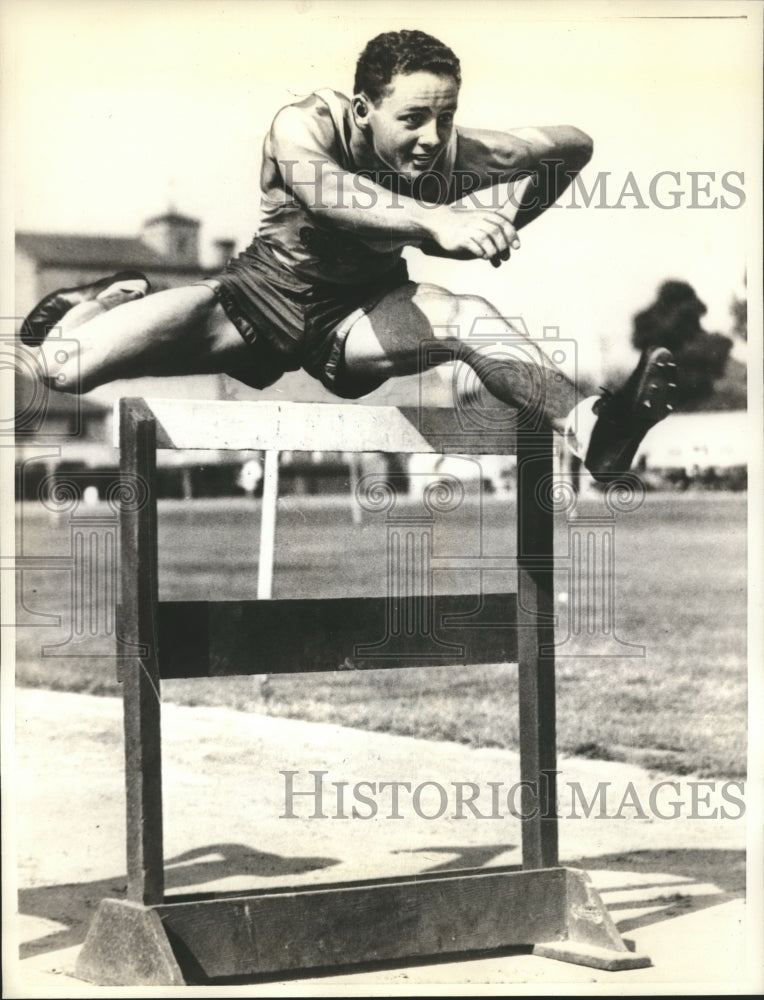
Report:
18,843,339,960
391,845,744,937
565,847,745,934
21,843,743,970
391,843,520,873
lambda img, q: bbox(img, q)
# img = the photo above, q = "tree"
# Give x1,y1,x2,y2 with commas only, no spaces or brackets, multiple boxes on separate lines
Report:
730,288,747,341
629,280,735,411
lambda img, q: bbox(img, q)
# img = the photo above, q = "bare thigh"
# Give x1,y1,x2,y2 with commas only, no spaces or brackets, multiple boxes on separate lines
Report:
343,281,579,422
40,282,251,392
343,282,465,378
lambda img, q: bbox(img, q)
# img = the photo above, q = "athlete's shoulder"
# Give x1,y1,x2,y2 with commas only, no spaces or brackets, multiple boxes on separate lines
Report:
272,90,349,128
269,90,349,154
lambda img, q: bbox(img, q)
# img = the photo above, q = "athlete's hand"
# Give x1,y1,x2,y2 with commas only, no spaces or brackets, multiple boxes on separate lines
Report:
427,204,521,267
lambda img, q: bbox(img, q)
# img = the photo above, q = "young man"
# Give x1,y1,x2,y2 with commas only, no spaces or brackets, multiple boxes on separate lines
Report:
23,29,676,480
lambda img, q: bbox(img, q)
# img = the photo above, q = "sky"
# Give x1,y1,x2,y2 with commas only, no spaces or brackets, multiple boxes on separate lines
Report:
4,0,761,379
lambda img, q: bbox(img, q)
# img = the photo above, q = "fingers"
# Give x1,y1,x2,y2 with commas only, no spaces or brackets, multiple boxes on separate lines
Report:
478,213,519,258
465,237,491,260
500,220,521,252
474,227,505,260
483,209,520,248
472,215,520,262
440,205,522,263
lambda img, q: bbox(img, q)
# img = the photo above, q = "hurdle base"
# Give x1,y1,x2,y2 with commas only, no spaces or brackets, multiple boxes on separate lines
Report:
533,939,650,972
74,899,185,986
74,866,649,985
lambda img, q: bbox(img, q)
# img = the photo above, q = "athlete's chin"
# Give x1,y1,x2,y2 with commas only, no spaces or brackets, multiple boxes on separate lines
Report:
402,162,435,180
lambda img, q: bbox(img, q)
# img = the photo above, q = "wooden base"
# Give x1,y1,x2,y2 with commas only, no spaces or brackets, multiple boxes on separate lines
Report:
75,867,649,985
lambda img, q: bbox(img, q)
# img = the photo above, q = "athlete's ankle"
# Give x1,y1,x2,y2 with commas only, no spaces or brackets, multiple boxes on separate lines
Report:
95,277,149,309
564,395,599,459
58,300,107,335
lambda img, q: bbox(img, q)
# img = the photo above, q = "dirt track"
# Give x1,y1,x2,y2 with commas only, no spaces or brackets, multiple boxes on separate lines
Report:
8,687,753,994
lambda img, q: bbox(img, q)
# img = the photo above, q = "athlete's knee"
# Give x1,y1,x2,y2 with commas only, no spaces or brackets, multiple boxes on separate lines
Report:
413,284,500,339
453,294,501,333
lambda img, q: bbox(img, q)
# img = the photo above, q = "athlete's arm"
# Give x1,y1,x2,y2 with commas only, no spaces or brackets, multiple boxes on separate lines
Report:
452,125,594,229
268,102,524,263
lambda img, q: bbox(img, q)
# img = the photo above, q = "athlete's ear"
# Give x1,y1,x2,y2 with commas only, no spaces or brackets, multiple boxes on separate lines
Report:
352,94,371,126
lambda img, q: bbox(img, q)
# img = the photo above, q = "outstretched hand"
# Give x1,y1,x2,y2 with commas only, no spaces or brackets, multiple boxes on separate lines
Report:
427,203,521,267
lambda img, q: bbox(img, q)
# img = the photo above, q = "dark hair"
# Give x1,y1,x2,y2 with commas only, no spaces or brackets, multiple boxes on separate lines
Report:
354,30,461,104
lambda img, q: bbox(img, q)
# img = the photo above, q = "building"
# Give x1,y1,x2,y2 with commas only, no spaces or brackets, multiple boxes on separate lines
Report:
636,410,749,472
16,210,235,311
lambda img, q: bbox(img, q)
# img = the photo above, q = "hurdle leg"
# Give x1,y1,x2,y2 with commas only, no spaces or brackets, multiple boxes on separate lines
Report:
76,399,177,985
117,399,165,904
516,429,558,869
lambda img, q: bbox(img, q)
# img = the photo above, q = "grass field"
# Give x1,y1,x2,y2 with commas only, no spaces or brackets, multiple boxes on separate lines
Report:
14,491,747,778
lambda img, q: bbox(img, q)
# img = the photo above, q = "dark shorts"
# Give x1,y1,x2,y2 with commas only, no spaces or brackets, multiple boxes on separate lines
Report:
208,240,410,399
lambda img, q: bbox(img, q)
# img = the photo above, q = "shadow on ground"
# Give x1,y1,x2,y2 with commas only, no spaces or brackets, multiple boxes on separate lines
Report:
390,843,518,873
18,843,339,959
568,847,745,935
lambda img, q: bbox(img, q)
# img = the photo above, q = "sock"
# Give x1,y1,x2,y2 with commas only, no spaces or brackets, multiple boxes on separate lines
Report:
564,395,599,460
94,277,149,309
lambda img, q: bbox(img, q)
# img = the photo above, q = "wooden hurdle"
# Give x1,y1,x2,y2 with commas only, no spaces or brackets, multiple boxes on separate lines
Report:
75,396,650,985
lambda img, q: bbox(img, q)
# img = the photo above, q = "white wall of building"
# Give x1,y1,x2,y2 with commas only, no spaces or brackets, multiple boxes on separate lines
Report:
636,411,748,471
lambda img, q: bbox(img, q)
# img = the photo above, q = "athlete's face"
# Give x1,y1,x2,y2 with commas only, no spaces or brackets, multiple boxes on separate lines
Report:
358,71,459,179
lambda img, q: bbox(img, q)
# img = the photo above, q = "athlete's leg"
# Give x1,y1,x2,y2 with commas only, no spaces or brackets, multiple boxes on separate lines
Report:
343,282,676,481
21,271,151,347
54,276,157,335
343,282,579,429
36,282,250,394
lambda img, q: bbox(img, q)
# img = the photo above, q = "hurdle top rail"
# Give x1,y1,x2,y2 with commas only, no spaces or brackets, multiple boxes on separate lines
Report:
74,396,649,985
112,396,524,453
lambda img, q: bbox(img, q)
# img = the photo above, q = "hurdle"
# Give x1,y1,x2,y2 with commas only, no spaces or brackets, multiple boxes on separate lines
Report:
75,396,650,985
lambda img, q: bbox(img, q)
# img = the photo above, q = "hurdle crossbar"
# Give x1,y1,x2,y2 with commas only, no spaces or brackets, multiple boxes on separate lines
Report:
75,396,650,985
